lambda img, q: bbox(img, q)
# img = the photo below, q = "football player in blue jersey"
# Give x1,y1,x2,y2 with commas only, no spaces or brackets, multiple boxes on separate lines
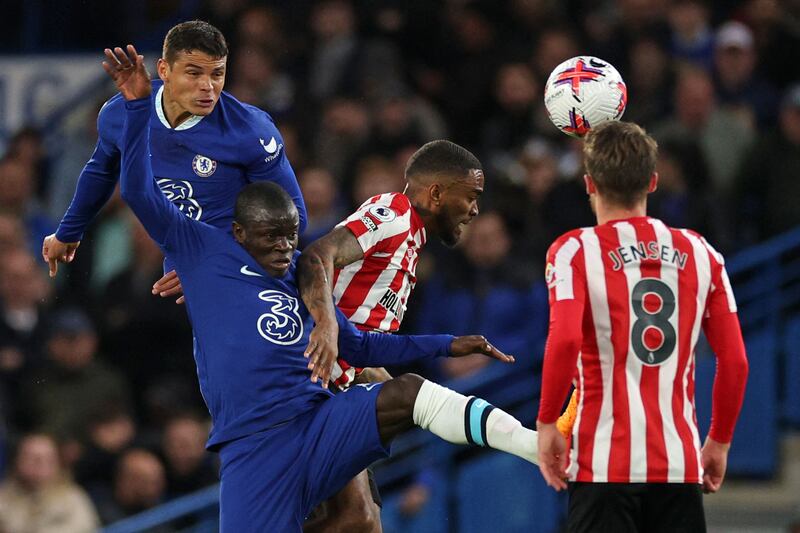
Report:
41,21,306,291
41,20,384,532
110,45,544,532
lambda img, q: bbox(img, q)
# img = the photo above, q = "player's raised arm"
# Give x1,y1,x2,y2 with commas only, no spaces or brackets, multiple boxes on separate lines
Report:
43,92,124,277
109,46,182,248
299,227,365,384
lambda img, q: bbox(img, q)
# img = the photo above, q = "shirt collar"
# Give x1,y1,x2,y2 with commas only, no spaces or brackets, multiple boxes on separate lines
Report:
154,85,204,131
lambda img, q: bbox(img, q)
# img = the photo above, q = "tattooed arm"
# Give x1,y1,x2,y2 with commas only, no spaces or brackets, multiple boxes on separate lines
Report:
298,227,365,387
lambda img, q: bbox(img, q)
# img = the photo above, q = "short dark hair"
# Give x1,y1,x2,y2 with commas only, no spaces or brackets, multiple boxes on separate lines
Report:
234,182,296,226
583,121,658,208
405,140,482,182
162,20,228,65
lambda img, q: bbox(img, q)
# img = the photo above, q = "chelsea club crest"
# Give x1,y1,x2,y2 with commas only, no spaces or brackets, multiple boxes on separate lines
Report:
192,154,217,177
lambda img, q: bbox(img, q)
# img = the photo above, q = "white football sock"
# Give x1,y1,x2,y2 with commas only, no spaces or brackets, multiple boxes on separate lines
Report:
412,379,538,465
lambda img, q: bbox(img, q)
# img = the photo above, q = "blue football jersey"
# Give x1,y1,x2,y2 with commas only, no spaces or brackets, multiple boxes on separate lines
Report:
118,97,452,449
56,80,306,243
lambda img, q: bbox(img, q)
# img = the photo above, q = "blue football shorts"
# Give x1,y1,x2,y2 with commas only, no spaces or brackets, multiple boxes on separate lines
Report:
217,382,389,532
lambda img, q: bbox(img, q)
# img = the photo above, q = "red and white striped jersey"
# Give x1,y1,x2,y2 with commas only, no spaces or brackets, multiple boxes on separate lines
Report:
545,217,737,484
329,192,426,387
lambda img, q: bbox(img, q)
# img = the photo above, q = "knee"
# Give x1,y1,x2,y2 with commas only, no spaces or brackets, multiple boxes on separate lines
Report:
384,373,425,411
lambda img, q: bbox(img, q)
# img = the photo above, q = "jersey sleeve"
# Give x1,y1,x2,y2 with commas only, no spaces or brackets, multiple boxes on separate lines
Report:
335,307,453,366
244,111,307,234
338,195,411,255
55,97,123,242
119,97,212,265
702,311,749,443
538,234,586,424
701,237,738,318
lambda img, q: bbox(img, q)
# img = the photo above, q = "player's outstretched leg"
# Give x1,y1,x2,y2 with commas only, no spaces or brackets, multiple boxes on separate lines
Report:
376,374,539,465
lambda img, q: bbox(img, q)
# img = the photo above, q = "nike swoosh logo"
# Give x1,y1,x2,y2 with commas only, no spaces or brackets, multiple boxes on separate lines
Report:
240,265,263,277
589,58,607,68
264,137,277,154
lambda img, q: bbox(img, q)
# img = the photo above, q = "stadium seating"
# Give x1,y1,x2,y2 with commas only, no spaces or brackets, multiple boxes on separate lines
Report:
454,452,565,533
381,470,450,533
696,330,778,476
783,315,800,426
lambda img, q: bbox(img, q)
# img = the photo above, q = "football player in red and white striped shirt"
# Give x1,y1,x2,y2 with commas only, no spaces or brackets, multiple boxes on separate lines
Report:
298,140,483,531
536,121,748,532
299,140,485,388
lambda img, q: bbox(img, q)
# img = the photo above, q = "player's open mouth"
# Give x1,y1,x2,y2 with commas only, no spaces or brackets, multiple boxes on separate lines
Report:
196,99,214,108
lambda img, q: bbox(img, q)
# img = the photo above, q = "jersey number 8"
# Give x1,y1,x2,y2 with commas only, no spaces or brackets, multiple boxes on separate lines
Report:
631,278,676,366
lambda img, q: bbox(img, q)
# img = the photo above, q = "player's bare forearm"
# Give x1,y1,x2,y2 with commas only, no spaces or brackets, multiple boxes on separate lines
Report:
297,249,338,327
298,228,364,326
300,228,366,386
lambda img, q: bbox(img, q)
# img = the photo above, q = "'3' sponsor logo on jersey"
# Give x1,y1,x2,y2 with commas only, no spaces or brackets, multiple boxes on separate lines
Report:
257,290,304,345
157,179,203,220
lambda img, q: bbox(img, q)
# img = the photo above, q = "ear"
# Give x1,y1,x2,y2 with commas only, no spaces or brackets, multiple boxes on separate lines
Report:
429,183,443,208
232,221,246,244
648,172,658,193
157,58,169,83
583,174,597,195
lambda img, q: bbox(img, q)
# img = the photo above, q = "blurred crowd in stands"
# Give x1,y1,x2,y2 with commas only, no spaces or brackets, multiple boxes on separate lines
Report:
0,0,799,529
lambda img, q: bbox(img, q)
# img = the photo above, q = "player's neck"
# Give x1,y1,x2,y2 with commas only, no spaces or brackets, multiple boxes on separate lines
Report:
595,198,648,225
160,90,194,128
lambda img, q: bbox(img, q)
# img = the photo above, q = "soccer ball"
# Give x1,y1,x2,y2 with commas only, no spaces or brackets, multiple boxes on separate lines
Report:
543,56,627,138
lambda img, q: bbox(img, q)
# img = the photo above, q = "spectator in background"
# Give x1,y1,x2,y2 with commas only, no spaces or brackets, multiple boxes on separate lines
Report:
434,3,501,146
0,212,27,256
481,63,543,173
531,27,580,91
0,248,51,428
505,140,595,261
298,166,345,249
0,156,55,256
734,84,800,245
4,127,51,201
86,190,135,295
414,212,548,382
712,21,778,129
364,88,446,158
0,433,99,533
653,67,754,209
314,98,371,182
73,404,137,501
667,0,714,69
349,155,404,208
161,414,217,498
227,44,295,117
96,448,169,527
99,214,193,420
22,308,131,443
47,99,107,221
234,5,289,62
740,0,800,89
306,0,402,105
624,37,674,129
649,138,720,241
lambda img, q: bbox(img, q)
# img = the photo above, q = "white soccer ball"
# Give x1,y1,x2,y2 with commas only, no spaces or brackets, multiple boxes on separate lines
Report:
543,56,627,138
